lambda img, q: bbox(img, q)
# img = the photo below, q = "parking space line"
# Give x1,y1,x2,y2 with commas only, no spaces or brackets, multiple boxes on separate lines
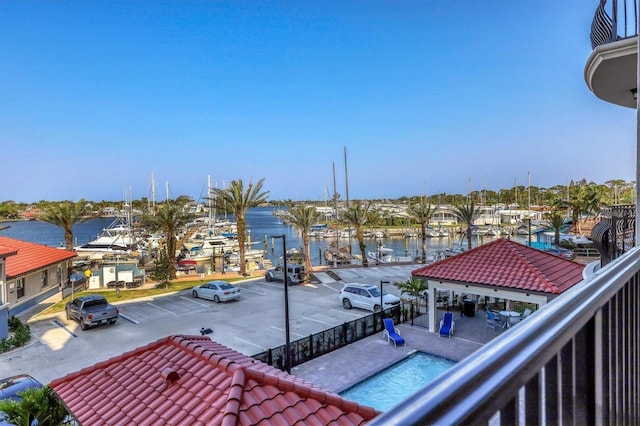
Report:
52,319,77,338
302,317,334,326
147,302,177,315
233,336,267,350
238,287,267,296
119,314,139,324
331,308,362,318
180,296,211,307
270,326,305,338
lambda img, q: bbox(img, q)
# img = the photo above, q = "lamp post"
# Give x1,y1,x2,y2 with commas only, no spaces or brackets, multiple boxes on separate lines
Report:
273,234,291,373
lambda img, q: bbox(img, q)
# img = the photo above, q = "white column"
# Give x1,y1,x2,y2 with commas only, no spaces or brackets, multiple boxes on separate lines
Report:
428,283,437,333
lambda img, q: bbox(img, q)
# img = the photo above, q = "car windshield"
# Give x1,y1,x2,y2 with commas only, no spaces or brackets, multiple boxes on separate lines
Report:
368,288,382,297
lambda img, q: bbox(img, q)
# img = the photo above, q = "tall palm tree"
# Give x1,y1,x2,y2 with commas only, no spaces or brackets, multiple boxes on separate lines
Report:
142,201,193,279
546,210,566,246
39,201,89,284
453,201,480,250
39,201,88,251
343,202,371,267
407,198,434,262
211,179,269,276
286,204,322,273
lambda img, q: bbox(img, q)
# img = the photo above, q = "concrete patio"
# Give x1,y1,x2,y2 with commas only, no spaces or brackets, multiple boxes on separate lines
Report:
292,307,517,393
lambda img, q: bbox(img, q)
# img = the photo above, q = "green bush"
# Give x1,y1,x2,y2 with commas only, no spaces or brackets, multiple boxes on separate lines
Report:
1,317,31,353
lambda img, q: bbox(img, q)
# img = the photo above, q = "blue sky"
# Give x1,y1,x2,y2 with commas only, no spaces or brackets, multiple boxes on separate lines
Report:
1,1,636,203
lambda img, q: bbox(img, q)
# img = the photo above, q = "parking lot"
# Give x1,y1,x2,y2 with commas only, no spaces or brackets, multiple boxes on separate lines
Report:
0,265,416,384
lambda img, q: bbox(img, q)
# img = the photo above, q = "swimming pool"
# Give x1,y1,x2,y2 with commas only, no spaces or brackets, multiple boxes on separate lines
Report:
339,351,456,412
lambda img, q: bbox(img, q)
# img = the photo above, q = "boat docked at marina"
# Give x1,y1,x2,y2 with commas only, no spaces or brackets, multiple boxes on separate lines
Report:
367,244,413,264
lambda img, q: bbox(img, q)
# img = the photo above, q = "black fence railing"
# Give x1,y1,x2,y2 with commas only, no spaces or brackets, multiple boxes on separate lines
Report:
253,305,406,370
591,0,638,48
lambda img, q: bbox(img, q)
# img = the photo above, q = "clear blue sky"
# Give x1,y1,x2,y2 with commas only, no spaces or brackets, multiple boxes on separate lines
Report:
2,1,636,203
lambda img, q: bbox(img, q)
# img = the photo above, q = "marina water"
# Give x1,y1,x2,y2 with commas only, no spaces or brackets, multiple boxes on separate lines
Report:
0,206,527,267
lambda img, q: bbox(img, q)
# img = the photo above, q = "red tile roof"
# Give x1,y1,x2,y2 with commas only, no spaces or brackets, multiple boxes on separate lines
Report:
0,236,76,279
0,244,18,258
51,335,378,425
412,238,585,294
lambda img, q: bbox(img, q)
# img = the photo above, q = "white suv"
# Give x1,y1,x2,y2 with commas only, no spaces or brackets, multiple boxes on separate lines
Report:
339,283,401,312
265,264,306,285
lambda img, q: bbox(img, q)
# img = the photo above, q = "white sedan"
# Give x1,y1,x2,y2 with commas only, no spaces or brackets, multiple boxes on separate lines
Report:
191,281,240,303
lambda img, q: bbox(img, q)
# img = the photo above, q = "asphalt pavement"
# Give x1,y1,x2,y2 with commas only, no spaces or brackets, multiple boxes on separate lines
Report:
0,264,417,385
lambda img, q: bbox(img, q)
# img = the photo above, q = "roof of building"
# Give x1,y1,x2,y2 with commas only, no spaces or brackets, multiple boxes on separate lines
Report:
50,335,378,426
411,238,585,294
0,236,76,279
0,244,18,258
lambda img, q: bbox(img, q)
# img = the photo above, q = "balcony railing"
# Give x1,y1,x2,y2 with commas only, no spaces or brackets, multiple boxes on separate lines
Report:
370,246,640,425
591,0,639,48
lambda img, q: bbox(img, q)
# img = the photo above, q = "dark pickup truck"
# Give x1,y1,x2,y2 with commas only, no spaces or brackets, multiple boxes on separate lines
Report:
65,295,119,330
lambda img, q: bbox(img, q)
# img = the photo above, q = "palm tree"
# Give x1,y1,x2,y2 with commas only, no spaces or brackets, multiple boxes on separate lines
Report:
0,385,69,426
142,201,194,280
343,202,371,267
546,210,566,246
39,201,88,251
211,179,269,276
394,277,428,300
286,204,322,273
407,198,434,262
453,201,480,250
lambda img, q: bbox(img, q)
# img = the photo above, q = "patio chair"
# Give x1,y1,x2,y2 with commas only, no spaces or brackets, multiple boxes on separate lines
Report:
520,308,533,321
486,310,502,331
383,318,405,347
439,312,455,338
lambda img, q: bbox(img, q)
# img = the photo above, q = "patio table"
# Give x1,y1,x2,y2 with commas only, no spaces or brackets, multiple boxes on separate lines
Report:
499,310,521,328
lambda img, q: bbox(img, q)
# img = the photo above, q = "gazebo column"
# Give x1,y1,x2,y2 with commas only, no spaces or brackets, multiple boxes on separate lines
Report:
427,282,437,333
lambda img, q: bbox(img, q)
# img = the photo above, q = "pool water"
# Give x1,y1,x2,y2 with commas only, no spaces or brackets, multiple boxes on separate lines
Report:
340,351,456,412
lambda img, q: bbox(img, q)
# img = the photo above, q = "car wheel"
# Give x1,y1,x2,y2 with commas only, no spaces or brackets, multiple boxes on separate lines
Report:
265,274,273,282
373,304,382,313
192,290,199,298
65,309,70,321
342,298,352,309
213,295,220,303
80,322,88,331
109,319,117,325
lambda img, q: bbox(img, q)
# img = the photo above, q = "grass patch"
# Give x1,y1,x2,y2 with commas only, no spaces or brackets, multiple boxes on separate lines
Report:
42,278,244,315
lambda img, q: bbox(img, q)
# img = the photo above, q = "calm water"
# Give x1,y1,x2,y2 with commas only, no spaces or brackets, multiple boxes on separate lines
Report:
0,206,523,266
340,351,456,412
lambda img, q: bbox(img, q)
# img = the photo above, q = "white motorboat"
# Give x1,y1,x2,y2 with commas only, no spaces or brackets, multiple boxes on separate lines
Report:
367,245,413,263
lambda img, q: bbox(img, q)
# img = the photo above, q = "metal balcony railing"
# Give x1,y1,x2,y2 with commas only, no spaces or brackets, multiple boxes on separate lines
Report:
370,246,640,425
591,0,639,48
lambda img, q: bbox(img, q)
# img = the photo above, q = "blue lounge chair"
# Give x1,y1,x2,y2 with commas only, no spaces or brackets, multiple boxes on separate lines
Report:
486,310,502,331
439,312,455,338
383,318,405,347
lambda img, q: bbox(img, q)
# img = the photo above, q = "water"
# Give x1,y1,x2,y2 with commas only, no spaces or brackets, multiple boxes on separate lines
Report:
0,206,527,266
339,351,456,412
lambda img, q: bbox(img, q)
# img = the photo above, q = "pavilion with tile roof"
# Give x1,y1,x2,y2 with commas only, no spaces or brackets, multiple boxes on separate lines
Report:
411,238,586,333
51,334,378,425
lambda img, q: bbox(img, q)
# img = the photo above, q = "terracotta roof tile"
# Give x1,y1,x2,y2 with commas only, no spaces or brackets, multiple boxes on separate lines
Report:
412,238,585,294
51,335,379,425
0,236,75,278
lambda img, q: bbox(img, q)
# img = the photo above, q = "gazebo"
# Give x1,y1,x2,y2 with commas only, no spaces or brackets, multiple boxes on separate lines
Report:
411,238,586,333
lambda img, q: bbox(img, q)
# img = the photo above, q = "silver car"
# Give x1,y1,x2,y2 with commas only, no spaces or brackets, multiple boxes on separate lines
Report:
191,281,240,303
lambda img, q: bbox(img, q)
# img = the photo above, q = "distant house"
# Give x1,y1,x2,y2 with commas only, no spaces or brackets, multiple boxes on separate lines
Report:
0,236,76,321
51,335,378,425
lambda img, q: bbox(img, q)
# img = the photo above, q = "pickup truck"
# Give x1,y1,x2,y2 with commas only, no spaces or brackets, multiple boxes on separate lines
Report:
264,264,307,285
65,295,119,330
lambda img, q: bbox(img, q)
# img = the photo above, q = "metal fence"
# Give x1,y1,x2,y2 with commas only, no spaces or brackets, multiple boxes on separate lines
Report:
253,305,403,370
591,0,638,48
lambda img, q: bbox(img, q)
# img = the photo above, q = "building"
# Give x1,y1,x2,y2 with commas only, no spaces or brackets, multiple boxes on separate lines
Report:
0,236,76,323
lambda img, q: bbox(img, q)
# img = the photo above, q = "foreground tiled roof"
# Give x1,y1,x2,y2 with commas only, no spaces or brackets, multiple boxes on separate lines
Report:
0,236,75,279
51,335,378,426
412,238,585,294
0,244,18,258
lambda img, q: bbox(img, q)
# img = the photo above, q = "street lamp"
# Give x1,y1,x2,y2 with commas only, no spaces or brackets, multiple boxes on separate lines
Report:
273,234,291,373
380,280,390,314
